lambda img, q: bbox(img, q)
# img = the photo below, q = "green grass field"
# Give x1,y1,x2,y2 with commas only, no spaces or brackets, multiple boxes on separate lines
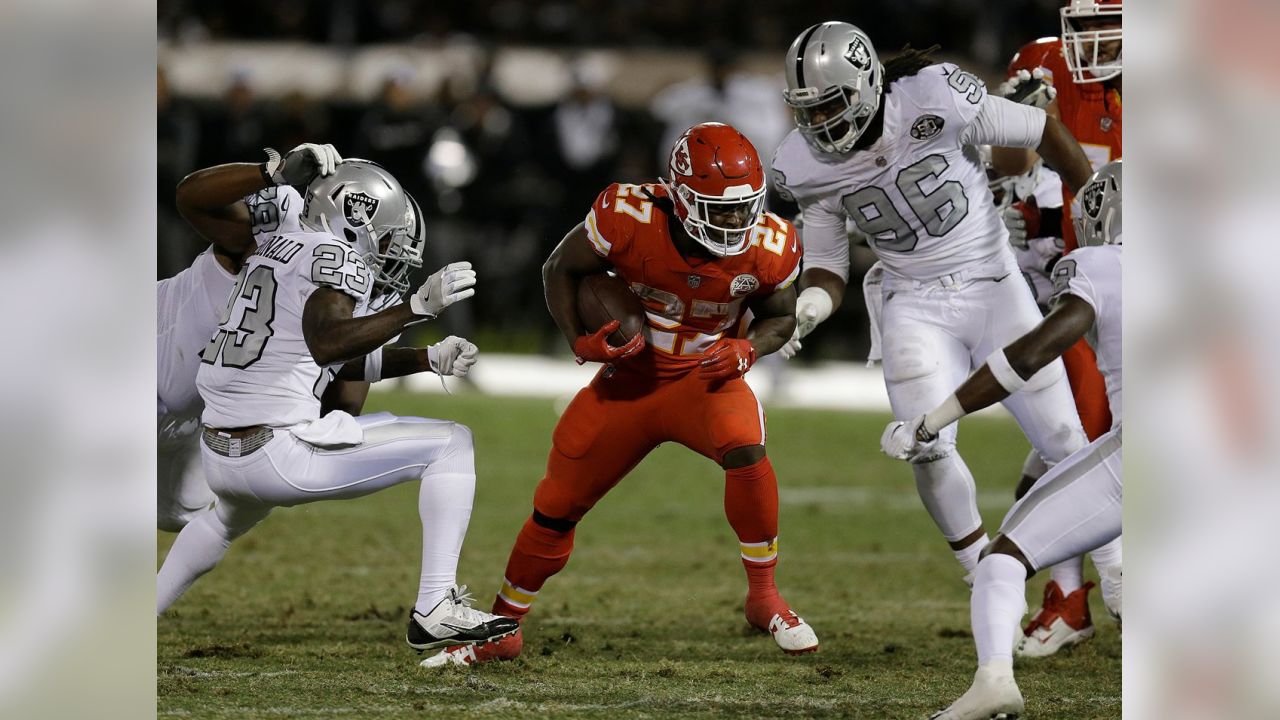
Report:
158,392,1120,719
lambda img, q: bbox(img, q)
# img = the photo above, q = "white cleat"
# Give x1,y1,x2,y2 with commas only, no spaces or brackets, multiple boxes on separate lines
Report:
764,611,819,655
931,663,1024,720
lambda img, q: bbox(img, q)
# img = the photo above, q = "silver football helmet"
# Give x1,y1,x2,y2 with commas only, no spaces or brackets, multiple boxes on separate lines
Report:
300,159,411,280
783,22,884,154
375,193,426,297
1074,160,1121,246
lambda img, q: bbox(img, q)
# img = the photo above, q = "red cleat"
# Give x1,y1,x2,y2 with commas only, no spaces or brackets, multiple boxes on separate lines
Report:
1016,581,1095,658
419,626,524,668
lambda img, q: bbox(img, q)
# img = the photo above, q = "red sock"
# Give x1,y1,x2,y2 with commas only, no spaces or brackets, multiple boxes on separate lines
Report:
492,515,575,619
724,456,786,623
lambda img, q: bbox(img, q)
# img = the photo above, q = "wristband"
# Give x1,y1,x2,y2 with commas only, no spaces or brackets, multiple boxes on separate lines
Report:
363,346,384,382
986,347,1028,395
922,395,965,440
797,286,835,323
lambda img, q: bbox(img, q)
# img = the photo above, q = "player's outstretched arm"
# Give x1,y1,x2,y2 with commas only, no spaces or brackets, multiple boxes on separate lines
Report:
542,222,614,348
1035,115,1094,194
303,288,420,367
174,162,267,261
747,285,798,358
880,294,1095,459
175,144,342,267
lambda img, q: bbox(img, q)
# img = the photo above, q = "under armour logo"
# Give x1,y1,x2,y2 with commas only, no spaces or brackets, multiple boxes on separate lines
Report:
737,358,749,371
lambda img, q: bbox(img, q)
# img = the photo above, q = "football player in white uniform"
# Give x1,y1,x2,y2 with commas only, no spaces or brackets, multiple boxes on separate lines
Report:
773,22,1096,579
158,145,431,532
156,156,519,655
882,161,1122,719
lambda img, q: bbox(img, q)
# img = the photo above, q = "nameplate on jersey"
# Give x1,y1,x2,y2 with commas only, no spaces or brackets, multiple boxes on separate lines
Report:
253,236,305,264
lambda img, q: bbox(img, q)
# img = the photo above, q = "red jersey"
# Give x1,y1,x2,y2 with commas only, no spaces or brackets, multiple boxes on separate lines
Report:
584,182,801,379
1037,39,1122,250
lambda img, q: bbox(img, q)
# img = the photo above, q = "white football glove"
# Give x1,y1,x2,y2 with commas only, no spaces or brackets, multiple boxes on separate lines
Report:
1002,205,1029,249
879,415,937,461
997,68,1057,109
264,143,341,187
410,261,477,319
427,336,478,377
778,288,833,360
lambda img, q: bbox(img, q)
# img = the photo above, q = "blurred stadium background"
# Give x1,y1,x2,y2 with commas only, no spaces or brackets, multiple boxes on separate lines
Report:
158,0,1067,370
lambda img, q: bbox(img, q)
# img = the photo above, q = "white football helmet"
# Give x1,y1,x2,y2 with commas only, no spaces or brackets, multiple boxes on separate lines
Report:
1061,0,1122,84
783,22,883,155
300,159,411,281
1074,160,1121,246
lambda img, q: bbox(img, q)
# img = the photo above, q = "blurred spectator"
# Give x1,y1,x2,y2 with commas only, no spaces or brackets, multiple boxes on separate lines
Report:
198,71,267,167
268,91,332,159
547,62,621,231
157,66,202,279
649,47,790,175
355,73,438,203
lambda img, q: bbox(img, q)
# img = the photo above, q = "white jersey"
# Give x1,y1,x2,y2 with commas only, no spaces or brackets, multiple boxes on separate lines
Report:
1053,244,1122,425
157,186,307,417
196,229,373,428
773,63,1047,281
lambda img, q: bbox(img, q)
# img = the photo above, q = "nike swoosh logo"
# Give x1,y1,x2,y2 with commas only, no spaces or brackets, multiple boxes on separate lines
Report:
437,622,474,634
792,240,798,252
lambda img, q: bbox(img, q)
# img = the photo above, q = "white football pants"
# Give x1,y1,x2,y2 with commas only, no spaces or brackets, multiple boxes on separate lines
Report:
1001,425,1122,571
157,410,216,533
879,255,1087,544
157,412,476,615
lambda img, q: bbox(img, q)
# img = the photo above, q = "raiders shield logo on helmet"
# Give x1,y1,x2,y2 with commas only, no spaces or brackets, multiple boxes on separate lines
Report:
845,39,871,70
910,115,945,140
730,274,759,297
1081,180,1105,219
344,191,381,225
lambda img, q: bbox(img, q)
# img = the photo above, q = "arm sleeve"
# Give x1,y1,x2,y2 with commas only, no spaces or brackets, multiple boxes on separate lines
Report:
796,197,851,282
960,95,1048,149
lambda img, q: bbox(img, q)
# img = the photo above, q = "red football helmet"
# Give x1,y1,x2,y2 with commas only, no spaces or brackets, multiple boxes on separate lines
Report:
1007,36,1063,81
1061,0,1122,83
661,122,766,257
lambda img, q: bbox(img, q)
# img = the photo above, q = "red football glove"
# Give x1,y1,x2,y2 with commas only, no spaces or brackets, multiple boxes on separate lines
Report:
572,320,645,365
698,338,756,381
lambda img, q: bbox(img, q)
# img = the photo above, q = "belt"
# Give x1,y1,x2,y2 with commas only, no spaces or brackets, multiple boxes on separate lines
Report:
202,425,274,458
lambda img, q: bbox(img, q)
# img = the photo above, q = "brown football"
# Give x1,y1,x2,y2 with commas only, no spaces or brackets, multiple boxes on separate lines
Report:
577,273,645,346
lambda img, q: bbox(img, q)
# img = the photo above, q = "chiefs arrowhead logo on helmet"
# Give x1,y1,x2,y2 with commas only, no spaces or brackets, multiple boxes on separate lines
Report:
845,39,871,70
671,138,693,176
344,191,381,226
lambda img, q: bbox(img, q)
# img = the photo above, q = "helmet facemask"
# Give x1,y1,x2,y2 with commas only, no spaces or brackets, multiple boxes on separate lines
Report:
1061,2,1123,83
373,195,425,297
785,82,880,155
665,179,765,257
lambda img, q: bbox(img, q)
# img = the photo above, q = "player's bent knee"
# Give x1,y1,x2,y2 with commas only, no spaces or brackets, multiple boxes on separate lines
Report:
532,508,577,533
721,444,766,469
980,534,1034,575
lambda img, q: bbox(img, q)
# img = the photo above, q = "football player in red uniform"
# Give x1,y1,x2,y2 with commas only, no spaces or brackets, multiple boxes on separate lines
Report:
991,0,1123,659
421,122,816,667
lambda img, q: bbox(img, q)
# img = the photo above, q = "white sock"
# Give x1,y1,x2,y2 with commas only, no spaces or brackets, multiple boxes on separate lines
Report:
972,553,1028,665
157,509,234,614
1048,556,1085,594
954,534,990,574
414,427,477,615
1089,535,1123,570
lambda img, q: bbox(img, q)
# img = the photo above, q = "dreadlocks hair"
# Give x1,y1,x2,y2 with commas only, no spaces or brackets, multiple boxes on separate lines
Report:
883,44,942,89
